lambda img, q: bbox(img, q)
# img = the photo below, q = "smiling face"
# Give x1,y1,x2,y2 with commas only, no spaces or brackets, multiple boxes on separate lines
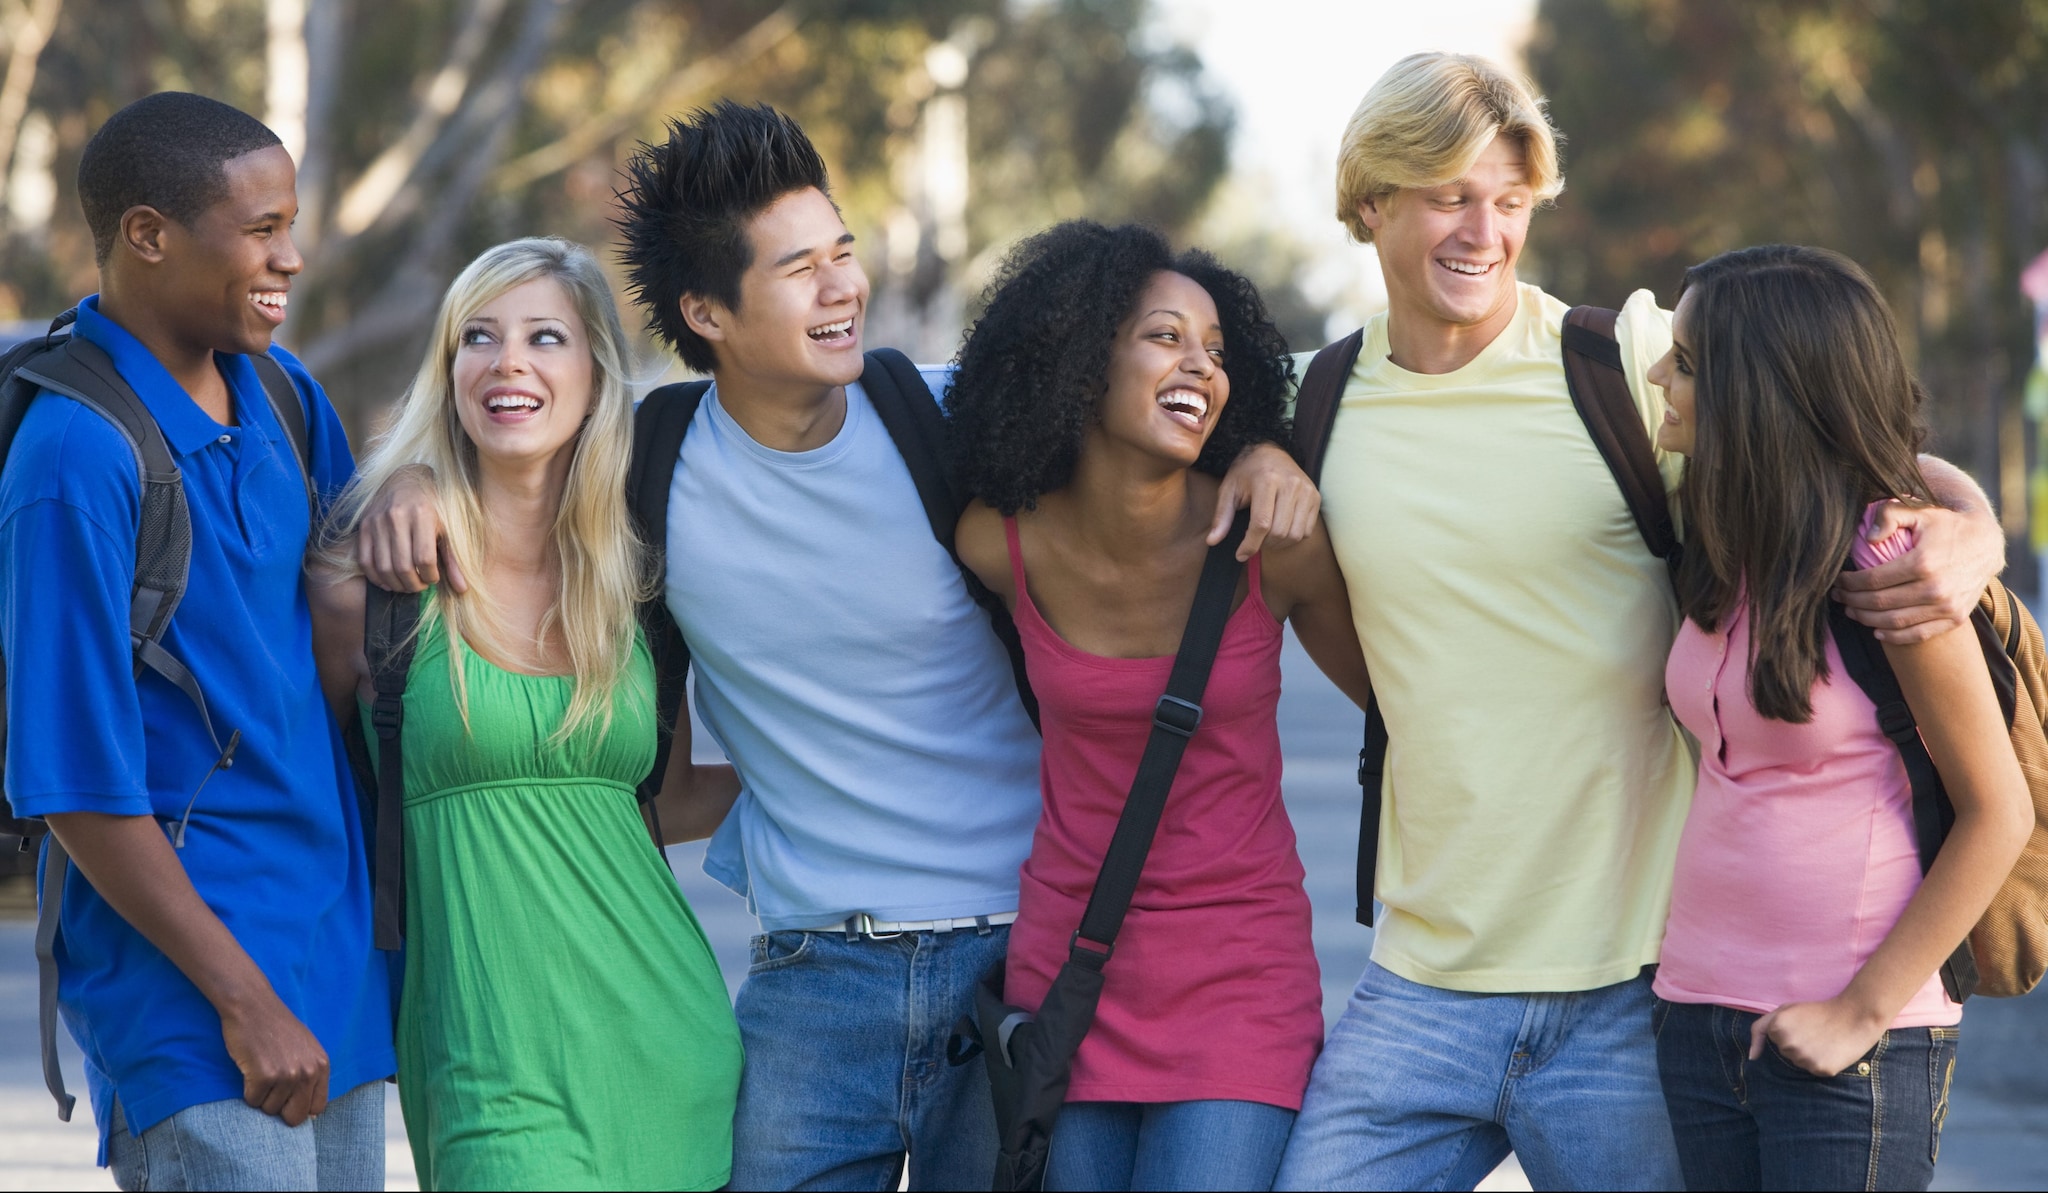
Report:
450,276,596,473
152,144,301,357
682,186,869,392
1360,132,1533,341
1093,270,1230,469
1648,289,1699,455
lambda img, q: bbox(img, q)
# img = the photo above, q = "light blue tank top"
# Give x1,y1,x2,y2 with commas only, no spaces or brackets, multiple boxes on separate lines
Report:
665,376,1042,930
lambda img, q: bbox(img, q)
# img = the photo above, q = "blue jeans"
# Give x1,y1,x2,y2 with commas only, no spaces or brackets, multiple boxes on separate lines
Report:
1654,999,1956,1191
107,1080,385,1191
729,924,1007,1191
1046,1099,1296,1192
1276,963,1682,1191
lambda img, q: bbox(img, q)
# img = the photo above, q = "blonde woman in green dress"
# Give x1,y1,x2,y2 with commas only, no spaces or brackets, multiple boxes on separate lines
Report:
308,237,742,1191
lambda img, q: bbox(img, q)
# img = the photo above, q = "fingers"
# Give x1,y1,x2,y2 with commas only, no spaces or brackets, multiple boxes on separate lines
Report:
1206,476,1244,547
1748,1012,1774,1061
439,538,469,595
1872,616,1964,646
1238,485,1281,561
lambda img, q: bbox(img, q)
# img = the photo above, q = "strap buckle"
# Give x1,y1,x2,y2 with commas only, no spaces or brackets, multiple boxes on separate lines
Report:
369,697,404,739
1875,700,1918,743
1153,695,1202,738
1068,929,1114,968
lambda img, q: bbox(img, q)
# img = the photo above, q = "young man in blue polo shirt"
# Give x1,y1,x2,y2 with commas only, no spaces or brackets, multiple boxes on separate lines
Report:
0,93,392,1189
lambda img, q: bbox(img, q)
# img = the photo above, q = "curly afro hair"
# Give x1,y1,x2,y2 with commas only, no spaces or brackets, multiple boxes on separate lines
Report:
947,221,1294,515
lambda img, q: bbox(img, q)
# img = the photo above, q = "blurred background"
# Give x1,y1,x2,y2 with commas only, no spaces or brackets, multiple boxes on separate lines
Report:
3,0,2048,1188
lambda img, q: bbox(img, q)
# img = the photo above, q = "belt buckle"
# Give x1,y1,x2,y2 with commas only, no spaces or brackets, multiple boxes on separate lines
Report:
857,913,905,941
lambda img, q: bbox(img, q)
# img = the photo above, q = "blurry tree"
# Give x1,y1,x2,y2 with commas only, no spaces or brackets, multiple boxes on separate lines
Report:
0,0,1236,430
1528,0,2048,527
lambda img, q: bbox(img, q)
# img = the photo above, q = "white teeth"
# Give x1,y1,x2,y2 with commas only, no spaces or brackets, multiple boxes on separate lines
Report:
807,318,853,340
1440,260,1489,275
1157,389,1209,419
485,395,541,412
252,291,287,307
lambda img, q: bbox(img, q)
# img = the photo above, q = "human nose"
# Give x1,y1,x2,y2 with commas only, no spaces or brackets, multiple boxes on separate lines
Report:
273,228,304,277
820,256,864,306
491,337,529,375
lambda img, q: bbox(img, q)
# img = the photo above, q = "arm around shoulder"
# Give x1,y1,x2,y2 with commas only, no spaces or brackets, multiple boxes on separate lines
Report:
1261,521,1372,712
305,557,368,725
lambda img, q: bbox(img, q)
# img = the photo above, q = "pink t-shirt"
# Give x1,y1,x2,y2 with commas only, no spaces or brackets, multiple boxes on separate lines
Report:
999,518,1324,1109
1656,503,1960,1027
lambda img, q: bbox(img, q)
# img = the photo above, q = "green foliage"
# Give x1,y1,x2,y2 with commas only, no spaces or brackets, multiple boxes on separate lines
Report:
1528,0,2048,489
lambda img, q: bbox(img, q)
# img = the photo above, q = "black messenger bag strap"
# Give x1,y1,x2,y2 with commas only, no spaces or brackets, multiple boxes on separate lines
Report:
976,512,1251,1193
1561,306,1681,574
626,382,709,831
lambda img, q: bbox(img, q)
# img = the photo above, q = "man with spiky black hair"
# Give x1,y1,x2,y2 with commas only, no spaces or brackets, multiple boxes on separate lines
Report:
361,99,1321,1189
0,92,392,1189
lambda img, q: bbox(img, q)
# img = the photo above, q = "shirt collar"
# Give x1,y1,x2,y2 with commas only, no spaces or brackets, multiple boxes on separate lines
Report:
72,296,279,458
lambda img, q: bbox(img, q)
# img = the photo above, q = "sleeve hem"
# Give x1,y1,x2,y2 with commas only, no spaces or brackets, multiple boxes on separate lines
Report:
6,791,154,820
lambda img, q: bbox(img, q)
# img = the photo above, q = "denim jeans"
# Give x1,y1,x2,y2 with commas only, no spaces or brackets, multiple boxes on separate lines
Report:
1654,999,1957,1191
1276,962,1682,1191
728,924,1008,1191
107,1080,385,1192
1045,1099,1296,1192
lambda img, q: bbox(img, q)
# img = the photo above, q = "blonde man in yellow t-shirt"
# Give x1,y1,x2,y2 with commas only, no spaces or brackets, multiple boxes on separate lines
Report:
1275,52,2007,1192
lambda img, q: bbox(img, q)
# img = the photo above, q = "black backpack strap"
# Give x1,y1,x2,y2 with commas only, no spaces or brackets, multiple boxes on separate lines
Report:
627,381,710,817
34,831,74,1120
1561,306,1680,573
862,349,1040,729
249,352,315,519
1290,329,1365,486
1286,331,1389,925
1072,513,1250,957
364,586,422,951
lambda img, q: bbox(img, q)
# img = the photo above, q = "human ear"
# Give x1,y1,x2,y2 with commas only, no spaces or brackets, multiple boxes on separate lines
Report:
118,205,171,265
1358,194,1387,235
679,294,727,344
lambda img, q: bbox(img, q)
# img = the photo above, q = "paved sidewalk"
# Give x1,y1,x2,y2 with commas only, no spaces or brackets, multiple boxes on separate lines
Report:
3,634,2042,1189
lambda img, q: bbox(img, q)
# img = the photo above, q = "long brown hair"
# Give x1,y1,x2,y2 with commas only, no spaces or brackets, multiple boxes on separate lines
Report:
1676,244,1931,722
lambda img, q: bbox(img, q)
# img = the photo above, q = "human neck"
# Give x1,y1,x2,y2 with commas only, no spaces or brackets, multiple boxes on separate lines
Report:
712,363,847,452
474,454,569,578
1059,436,1202,557
96,280,234,424
1382,277,1522,376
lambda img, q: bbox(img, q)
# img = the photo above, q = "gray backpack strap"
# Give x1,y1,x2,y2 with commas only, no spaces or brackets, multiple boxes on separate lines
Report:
33,832,73,1120
363,586,422,951
248,353,315,520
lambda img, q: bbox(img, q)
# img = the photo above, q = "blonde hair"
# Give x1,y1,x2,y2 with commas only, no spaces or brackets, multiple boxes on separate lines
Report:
1334,52,1563,244
321,237,651,740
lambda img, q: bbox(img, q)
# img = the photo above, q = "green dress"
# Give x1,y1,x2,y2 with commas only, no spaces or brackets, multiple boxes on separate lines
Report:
378,610,741,1191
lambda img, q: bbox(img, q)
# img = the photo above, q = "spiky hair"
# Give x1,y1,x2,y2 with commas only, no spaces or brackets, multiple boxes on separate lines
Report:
614,100,832,373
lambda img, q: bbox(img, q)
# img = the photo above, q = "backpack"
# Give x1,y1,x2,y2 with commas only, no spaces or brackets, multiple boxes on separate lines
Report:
1290,306,1677,926
1828,575,2048,1000
0,308,314,1121
621,347,1039,815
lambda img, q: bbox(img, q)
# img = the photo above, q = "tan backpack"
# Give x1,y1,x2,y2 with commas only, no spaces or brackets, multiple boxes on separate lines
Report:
1829,581,2048,999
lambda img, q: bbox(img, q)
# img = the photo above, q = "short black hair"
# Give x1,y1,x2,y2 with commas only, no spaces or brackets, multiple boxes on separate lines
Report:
947,221,1294,514
615,100,832,374
78,92,282,265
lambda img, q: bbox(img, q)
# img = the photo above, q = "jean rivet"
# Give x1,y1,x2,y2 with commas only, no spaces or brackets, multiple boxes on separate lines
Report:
1856,1061,1872,1077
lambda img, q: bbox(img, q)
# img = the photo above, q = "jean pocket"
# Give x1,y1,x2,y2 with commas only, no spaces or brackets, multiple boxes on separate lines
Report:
748,930,813,974
1651,997,1672,1039
1764,1034,1881,1081
1929,1026,1958,1163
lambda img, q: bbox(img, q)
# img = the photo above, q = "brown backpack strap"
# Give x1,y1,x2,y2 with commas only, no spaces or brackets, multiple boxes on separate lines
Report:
1291,329,1365,485
1561,306,1680,572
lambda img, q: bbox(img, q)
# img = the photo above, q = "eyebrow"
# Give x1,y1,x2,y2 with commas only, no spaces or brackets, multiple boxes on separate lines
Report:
773,232,857,270
246,210,289,224
463,315,568,324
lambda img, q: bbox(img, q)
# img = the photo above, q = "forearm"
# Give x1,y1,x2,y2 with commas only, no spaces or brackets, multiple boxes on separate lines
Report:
45,812,280,1017
652,763,741,843
1839,802,2028,1026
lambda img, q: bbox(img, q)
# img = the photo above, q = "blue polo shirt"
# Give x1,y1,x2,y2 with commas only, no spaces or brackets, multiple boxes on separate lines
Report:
0,297,394,1159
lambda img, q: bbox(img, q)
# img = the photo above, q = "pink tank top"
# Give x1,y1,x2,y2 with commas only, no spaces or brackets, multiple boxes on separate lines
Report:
1000,517,1323,1109
1656,506,1960,1027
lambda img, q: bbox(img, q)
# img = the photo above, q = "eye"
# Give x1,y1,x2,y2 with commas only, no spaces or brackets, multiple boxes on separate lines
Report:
459,326,494,347
1207,346,1226,362
1151,329,1179,343
531,326,568,346
1676,358,1693,378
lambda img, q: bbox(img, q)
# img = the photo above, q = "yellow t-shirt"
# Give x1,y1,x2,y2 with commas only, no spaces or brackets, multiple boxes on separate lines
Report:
1314,283,1692,992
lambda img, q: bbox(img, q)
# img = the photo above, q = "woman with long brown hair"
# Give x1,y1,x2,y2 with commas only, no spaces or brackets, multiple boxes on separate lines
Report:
1645,243,2031,1191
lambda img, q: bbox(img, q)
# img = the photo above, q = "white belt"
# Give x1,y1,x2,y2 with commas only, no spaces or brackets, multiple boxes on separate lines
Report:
798,911,1019,939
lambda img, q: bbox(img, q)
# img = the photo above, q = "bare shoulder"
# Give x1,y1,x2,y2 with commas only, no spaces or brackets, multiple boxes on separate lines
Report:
1257,516,1343,615
955,500,1012,600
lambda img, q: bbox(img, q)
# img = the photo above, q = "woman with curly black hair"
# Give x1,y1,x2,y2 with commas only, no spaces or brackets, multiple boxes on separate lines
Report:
950,221,1374,1192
